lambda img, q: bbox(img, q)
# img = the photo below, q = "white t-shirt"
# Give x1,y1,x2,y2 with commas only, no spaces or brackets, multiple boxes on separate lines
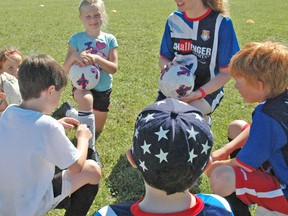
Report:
0,105,79,216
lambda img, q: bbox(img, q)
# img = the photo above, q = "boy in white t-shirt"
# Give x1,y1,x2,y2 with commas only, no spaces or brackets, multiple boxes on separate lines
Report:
0,54,101,216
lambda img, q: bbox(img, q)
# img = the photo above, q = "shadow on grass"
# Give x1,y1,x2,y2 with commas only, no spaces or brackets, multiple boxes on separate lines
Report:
106,153,205,204
106,154,145,203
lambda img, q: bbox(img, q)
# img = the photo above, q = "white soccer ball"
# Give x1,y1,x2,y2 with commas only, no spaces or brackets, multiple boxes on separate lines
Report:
69,64,100,90
159,64,195,99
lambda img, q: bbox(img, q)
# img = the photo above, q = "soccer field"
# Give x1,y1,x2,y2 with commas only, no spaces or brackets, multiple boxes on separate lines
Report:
0,0,287,215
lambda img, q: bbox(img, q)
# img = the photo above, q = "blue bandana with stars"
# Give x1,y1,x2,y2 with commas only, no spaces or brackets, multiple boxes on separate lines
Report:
132,98,214,180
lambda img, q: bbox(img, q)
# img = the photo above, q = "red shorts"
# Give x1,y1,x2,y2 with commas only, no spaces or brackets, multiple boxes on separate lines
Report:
234,167,288,214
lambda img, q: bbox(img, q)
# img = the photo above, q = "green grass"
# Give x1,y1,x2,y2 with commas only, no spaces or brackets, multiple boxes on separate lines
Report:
1,0,288,215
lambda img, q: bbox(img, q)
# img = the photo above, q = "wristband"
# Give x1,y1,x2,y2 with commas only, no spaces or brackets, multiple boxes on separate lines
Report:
199,88,206,98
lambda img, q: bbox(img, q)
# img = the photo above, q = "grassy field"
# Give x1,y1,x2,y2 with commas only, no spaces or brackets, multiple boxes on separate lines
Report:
1,0,288,215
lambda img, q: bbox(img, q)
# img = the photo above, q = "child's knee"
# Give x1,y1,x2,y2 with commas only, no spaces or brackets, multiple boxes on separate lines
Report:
86,160,102,184
210,165,236,197
228,120,249,140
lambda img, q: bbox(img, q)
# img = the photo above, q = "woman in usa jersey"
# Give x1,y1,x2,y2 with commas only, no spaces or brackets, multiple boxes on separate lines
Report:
157,0,240,125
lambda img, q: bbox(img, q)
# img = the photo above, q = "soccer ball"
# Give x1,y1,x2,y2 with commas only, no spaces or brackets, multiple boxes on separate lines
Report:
69,64,100,90
159,64,195,99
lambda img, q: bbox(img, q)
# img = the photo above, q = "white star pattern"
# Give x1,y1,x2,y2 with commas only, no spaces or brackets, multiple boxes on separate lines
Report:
194,113,204,122
137,113,142,122
156,100,166,106
201,160,208,171
155,126,169,141
201,140,211,155
187,126,199,141
134,127,139,138
155,149,168,163
188,148,198,163
139,160,148,172
141,140,151,154
143,113,155,122
178,101,189,106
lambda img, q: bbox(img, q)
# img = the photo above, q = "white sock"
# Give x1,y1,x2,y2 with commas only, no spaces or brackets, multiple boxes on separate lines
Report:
66,107,78,119
77,110,96,150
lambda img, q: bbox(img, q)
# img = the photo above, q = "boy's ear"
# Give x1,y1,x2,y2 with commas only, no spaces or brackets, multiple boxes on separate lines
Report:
256,80,265,91
46,85,56,96
126,149,137,168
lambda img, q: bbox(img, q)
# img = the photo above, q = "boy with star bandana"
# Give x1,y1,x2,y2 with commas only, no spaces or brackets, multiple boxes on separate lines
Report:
94,98,233,216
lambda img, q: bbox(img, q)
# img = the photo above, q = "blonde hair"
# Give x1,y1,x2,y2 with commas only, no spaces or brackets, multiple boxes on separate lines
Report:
79,0,108,27
229,41,288,98
0,46,22,69
202,0,229,16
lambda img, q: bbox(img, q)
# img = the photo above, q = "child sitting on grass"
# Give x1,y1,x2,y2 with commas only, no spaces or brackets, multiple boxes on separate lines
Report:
207,41,288,215
0,54,101,216
94,98,233,215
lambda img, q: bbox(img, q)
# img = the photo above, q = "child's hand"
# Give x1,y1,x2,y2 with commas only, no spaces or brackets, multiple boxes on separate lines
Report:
205,160,225,177
76,124,92,141
72,50,94,67
180,91,199,103
58,117,80,130
160,62,173,77
87,52,100,65
211,147,230,161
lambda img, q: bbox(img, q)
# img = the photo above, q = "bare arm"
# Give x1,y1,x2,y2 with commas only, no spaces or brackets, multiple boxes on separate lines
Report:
63,45,77,73
67,124,92,173
212,127,250,161
90,48,118,74
63,45,94,73
64,45,118,75
181,67,231,102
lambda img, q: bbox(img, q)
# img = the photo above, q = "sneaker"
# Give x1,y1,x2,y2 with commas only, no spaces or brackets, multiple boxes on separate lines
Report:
88,148,102,168
52,101,72,119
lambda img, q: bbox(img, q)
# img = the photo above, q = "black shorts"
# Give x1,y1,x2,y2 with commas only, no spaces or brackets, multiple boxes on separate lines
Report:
52,171,63,198
90,88,112,112
72,88,112,112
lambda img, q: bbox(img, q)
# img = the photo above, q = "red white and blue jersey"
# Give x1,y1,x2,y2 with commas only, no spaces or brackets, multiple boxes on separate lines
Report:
236,91,288,186
160,9,239,89
94,193,234,216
